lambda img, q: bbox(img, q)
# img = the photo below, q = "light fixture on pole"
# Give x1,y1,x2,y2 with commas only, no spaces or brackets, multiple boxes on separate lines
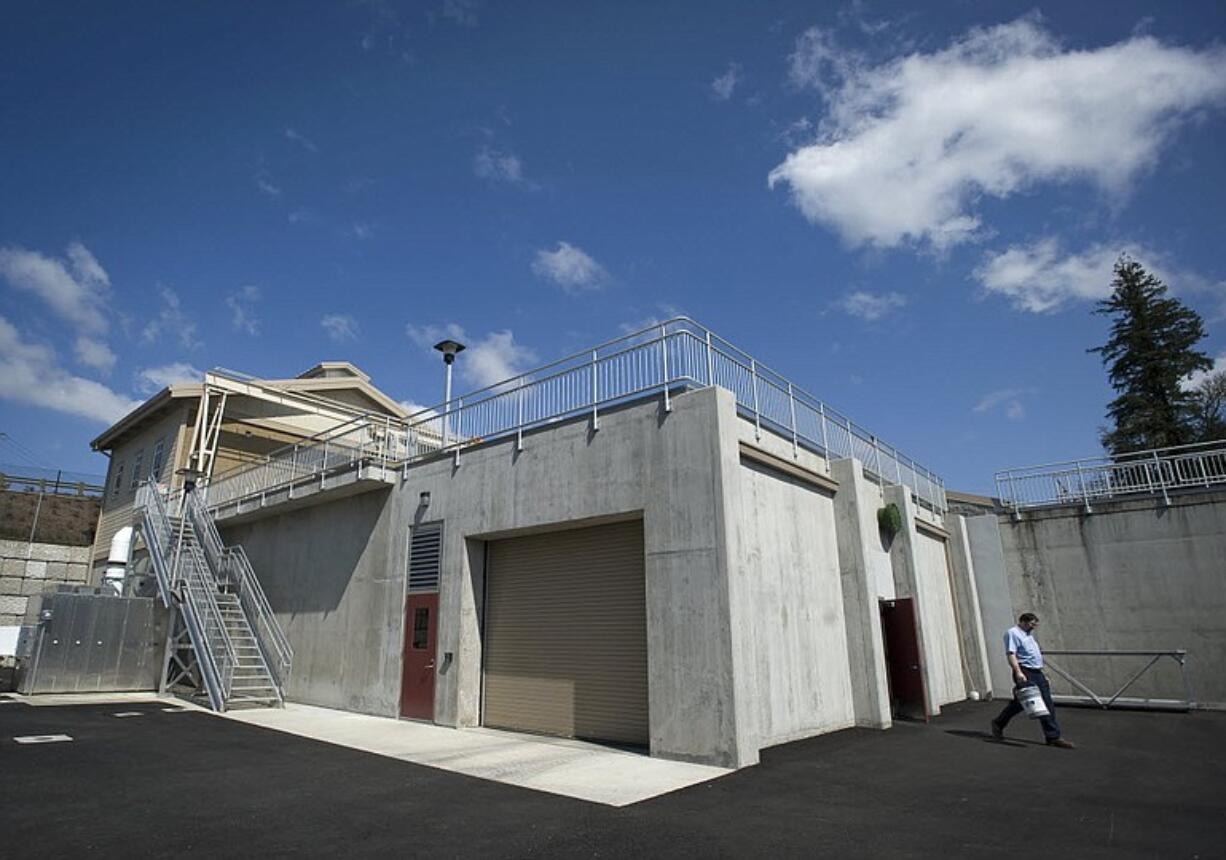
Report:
433,339,465,446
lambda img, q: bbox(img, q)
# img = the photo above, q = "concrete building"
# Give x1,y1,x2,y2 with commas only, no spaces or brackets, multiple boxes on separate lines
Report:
87,319,987,768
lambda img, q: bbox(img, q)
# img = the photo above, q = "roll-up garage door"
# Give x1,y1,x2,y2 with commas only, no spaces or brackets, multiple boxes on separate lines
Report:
483,519,648,746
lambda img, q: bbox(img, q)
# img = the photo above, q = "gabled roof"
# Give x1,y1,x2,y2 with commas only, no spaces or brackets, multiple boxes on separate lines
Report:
90,361,407,452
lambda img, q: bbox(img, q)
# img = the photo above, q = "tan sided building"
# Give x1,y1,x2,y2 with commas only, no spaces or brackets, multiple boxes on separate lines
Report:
87,362,408,579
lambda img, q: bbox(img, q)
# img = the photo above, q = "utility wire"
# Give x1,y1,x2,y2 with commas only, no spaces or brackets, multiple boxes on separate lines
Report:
0,432,52,470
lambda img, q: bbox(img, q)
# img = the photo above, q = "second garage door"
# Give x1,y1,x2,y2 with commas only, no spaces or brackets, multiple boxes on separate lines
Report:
483,519,648,746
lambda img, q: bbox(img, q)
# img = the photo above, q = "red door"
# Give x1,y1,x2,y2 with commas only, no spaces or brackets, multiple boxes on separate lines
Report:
880,598,927,721
400,593,438,720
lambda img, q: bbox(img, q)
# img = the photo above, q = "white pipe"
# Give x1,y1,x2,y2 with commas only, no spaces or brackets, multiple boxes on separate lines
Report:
102,525,133,595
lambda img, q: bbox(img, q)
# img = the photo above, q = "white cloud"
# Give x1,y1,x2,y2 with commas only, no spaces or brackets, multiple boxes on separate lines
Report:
474,146,529,186
350,222,374,240
321,313,359,342
441,0,480,27
839,290,906,321
400,399,439,419
284,127,319,153
406,321,466,350
0,242,110,333
974,387,1028,420
226,285,261,335
618,304,685,334
254,168,281,198
974,239,1173,313
406,323,536,389
74,336,117,373
769,18,1226,249
1185,353,1226,391
135,362,204,395
0,316,139,424
142,287,200,350
711,63,743,101
531,242,608,294
463,330,537,388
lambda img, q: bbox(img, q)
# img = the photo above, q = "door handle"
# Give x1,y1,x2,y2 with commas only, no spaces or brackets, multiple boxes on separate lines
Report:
425,661,435,669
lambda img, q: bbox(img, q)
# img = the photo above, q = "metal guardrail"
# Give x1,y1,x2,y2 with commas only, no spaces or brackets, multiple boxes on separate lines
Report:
185,490,292,694
995,441,1226,512
203,317,947,512
1043,649,1196,711
204,413,415,510
0,465,105,497
401,319,947,510
137,482,236,711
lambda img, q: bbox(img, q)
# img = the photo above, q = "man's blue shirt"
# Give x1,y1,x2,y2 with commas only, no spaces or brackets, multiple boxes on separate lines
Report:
1004,625,1043,669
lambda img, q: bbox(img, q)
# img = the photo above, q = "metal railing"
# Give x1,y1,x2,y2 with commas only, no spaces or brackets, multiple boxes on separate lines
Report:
1043,649,1196,711
995,440,1226,512
184,490,292,694
203,317,947,512
0,465,105,497
400,318,946,510
204,413,416,510
137,482,237,711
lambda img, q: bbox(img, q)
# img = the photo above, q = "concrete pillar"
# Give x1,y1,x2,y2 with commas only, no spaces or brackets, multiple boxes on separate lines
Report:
885,484,940,717
944,514,993,699
831,459,892,730
964,514,1014,699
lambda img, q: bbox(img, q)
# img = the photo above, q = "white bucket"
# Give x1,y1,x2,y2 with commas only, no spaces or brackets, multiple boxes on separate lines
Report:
1016,684,1050,719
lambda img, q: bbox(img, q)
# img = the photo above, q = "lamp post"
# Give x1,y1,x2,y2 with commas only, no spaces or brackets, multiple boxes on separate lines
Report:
433,339,465,447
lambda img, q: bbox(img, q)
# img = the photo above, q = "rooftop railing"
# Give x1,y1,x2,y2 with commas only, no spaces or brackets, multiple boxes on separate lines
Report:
204,317,947,512
995,440,1226,512
403,318,945,510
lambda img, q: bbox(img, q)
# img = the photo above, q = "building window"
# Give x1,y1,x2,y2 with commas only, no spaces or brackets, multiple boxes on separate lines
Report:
129,448,144,490
412,607,430,649
111,461,125,498
150,438,166,482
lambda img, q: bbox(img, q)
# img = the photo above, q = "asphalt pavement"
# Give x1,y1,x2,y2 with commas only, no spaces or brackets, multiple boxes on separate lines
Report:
2,695,1223,858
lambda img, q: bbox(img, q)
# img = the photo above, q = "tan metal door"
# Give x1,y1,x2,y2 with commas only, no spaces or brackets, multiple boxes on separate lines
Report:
483,519,648,746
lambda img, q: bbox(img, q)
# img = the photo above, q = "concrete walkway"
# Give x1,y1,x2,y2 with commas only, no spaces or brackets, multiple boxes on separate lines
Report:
224,702,730,806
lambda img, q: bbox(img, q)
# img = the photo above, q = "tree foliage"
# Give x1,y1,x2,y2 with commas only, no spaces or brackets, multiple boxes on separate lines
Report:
1089,256,1211,454
1192,369,1226,442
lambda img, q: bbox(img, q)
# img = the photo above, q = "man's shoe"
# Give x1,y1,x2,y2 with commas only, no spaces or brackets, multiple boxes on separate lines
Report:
1047,738,1076,749
990,721,1004,740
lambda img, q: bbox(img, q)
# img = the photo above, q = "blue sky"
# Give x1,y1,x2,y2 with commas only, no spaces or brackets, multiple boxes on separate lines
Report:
2,0,1225,494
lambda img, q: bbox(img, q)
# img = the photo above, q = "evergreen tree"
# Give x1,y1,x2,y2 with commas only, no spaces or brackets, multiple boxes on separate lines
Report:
1089,256,1211,454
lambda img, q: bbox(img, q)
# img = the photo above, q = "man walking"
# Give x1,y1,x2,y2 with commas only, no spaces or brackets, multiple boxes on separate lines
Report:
991,612,1075,749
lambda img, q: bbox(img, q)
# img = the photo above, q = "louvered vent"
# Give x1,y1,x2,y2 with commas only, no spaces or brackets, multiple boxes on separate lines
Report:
408,523,443,593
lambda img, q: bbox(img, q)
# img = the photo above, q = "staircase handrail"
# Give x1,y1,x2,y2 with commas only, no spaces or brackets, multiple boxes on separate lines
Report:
136,481,237,710
226,544,292,691
184,491,293,690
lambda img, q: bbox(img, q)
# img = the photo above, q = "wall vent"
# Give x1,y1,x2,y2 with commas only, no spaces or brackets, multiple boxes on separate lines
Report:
407,523,442,593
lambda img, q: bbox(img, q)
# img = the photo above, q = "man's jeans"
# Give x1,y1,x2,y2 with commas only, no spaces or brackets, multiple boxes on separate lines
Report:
993,666,1061,741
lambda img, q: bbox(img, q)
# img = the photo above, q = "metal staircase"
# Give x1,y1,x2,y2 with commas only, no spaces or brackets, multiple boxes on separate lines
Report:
136,481,292,710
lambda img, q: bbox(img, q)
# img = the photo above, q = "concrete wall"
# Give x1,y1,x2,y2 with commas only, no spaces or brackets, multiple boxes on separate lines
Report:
885,485,967,715
983,491,1226,708
964,514,1015,698
402,386,749,767
0,540,92,627
219,488,403,716
943,515,994,699
728,431,856,748
913,530,966,707
831,458,893,729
